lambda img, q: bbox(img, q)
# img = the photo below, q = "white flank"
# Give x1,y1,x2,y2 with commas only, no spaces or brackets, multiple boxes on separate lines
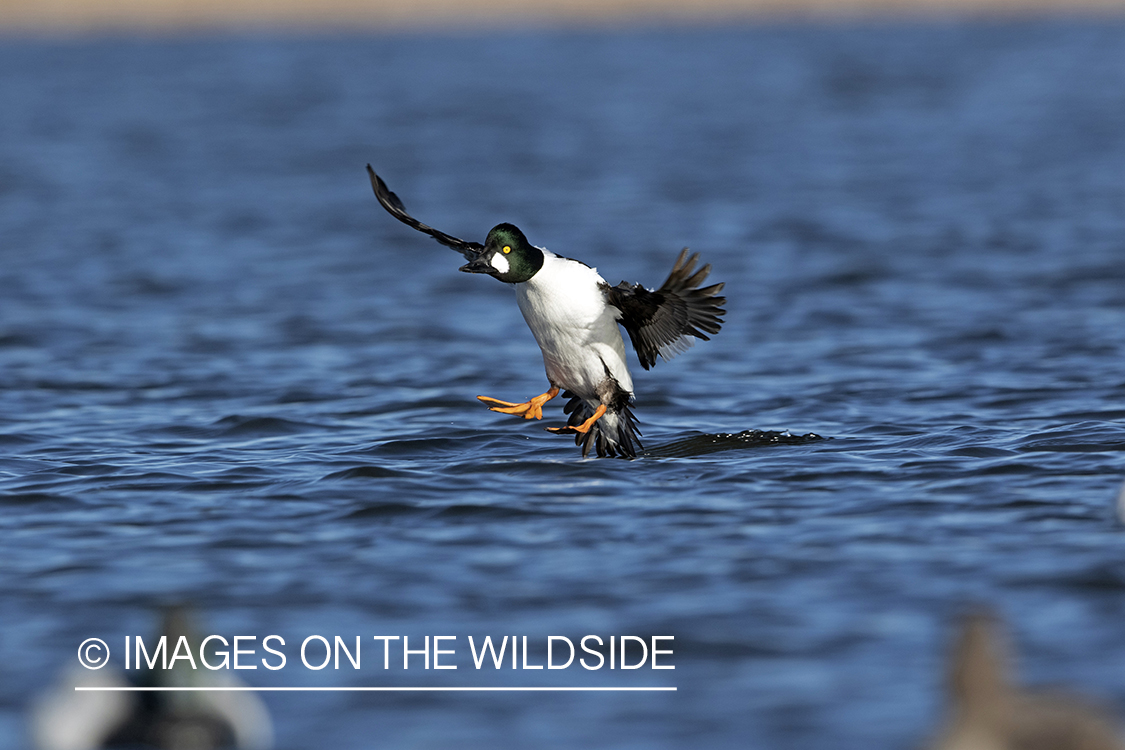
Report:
514,250,633,398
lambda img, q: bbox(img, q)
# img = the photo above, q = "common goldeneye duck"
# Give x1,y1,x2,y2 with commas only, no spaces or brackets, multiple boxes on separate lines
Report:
367,165,726,459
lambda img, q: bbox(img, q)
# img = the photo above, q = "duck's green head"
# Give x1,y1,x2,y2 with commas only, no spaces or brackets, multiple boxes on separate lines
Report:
459,223,543,284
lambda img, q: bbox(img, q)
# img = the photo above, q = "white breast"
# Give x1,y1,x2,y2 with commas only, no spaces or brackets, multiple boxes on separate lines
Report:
514,251,633,397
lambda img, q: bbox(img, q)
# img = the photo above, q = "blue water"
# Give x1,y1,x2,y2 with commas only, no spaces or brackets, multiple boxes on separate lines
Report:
2,21,1125,749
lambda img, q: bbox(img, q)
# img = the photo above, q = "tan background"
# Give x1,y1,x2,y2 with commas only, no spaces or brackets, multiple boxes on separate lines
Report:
2,0,1124,31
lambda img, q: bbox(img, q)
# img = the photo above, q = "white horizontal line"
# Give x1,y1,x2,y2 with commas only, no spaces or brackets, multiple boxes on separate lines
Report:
75,686,676,692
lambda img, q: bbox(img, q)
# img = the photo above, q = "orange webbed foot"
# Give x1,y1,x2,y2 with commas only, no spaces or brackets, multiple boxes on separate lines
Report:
546,404,607,435
477,386,559,420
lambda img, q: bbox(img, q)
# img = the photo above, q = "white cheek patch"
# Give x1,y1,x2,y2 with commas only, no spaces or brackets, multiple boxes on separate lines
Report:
490,253,510,274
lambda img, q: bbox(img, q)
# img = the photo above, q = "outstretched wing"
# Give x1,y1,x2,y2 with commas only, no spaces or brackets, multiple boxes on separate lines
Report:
602,249,726,370
366,165,484,260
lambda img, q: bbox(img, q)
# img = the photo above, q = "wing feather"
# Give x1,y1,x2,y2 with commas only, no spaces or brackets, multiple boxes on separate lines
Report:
602,249,727,370
366,165,483,260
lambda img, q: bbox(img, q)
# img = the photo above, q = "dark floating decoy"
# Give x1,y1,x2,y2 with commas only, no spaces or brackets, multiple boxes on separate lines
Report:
31,606,273,750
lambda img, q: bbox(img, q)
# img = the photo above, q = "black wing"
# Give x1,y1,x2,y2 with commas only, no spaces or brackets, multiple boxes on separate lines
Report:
602,249,726,370
366,165,484,261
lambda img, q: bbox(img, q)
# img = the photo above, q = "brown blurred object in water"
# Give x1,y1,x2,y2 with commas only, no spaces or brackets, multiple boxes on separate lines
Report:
931,613,1125,750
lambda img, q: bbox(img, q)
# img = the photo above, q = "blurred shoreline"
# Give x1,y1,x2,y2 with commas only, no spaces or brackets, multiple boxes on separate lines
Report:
2,0,1124,32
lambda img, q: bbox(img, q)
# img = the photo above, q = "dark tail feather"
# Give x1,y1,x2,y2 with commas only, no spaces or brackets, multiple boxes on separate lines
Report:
562,391,642,459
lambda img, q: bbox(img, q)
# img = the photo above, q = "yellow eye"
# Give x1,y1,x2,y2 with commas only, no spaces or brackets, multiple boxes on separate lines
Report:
502,246,511,254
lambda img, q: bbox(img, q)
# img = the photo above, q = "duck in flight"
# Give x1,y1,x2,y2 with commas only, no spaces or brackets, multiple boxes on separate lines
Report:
367,165,726,458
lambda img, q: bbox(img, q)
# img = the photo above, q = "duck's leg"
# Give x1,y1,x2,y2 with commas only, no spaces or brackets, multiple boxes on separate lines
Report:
546,404,607,435
478,385,559,420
